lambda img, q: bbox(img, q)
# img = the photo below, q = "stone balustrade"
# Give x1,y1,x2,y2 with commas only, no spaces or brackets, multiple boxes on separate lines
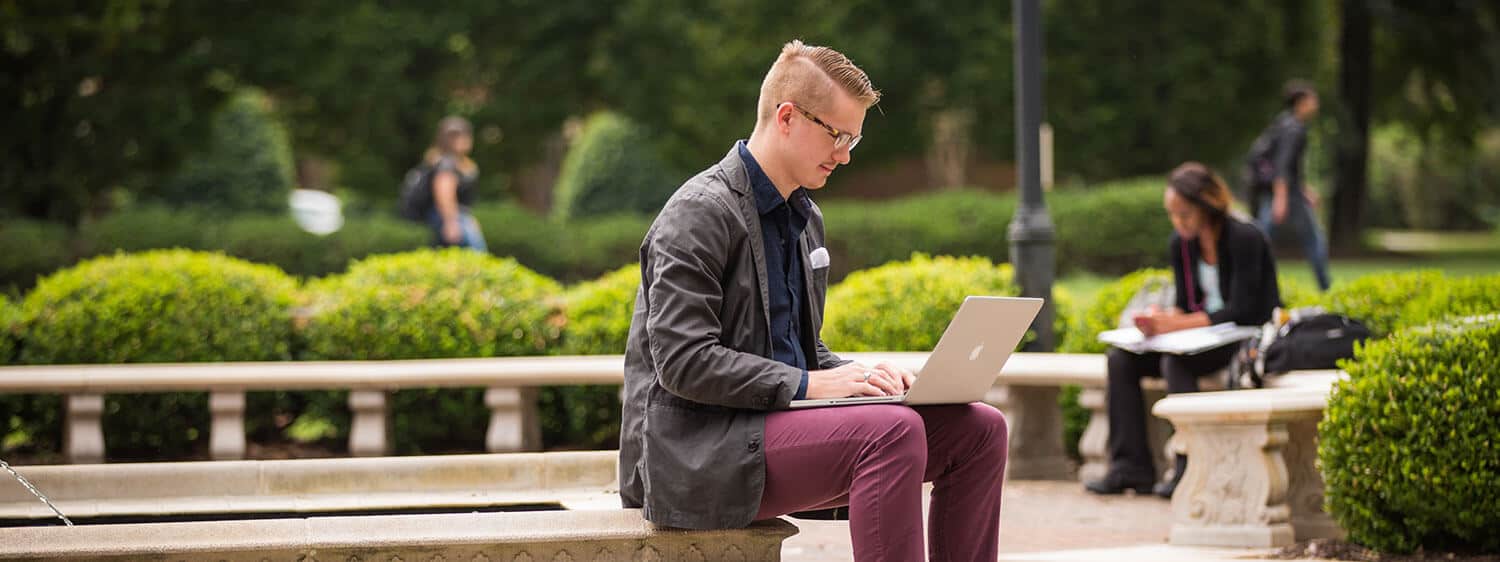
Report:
1152,380,1345,548
0,352,1107,479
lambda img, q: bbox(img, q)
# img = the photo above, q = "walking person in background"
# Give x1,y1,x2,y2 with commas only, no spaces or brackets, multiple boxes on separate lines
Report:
1085,162,1281,499
1248,80,1330,290
421,116,487,251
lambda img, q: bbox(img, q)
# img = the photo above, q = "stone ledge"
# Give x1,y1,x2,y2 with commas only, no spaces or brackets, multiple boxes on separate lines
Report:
0,509,800,561
0,451,617,521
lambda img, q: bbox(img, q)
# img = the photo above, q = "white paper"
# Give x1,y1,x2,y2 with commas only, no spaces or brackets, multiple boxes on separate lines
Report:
1098,323,1261,355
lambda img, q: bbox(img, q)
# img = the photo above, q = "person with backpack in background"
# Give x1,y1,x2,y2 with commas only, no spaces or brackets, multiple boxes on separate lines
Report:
400,116,487,251
1244,80,1330,290
1084,162,1282,499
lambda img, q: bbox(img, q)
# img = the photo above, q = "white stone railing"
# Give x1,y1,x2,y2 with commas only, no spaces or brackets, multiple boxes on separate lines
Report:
0,352,1107,477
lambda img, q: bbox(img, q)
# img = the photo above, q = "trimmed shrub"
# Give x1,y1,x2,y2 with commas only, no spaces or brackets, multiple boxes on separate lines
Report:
1397,274,1500,331
1315,270,1446,339
822,191,1016,283
1319,320,1500,553
18,250,298,459
0,219,72,293
823,254,1020,352
1058,269,1172,354
0,294,15,364
552,112,680,222
300,249,564,454
75,205,212,258
474,203,650,283
1050,179,1175,275
545,264,640,449
216,214,428,278
157,88,296,214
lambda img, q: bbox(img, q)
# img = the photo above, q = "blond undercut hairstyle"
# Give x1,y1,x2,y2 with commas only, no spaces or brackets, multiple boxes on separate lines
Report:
754,40,880,132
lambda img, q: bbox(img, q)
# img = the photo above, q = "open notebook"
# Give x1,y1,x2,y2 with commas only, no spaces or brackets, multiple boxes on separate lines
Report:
1098,322,1261,355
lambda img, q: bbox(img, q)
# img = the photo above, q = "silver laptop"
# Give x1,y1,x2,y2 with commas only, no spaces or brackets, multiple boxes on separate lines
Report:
789,296,1044,409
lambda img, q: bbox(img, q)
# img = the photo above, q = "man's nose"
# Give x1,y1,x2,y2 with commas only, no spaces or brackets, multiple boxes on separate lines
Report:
833,146,852,165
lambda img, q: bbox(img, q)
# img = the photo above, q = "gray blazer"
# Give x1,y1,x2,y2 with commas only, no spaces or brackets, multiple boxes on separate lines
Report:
619,144,848,530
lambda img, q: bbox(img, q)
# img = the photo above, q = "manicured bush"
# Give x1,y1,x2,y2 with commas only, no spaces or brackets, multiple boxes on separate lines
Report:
1315,270,1446,339
822,191,1016,283
18,250,299,459
1050,179,1175,275
474,202,650,284
157,88,296,214
215,214,428,278
823,254,1021,352
299,249,564,454
1396,274,1500,331
75,205,212,258
545,264,640,449
0,294,16,364
0,219,72,293
1058,269,1173,354
1319,320,1500,554
551,112,681,222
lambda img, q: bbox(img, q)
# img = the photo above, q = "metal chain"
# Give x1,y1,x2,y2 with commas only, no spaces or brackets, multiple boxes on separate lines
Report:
0,458,73,527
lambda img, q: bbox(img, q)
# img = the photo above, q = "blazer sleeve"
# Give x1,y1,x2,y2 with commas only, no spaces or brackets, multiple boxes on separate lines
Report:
643,192,803,410
1208,227,1274,326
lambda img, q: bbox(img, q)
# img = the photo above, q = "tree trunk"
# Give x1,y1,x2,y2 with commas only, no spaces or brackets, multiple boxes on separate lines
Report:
1330,0,1372,252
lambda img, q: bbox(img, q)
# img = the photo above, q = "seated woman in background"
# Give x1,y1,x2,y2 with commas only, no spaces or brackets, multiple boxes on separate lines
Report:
1084,161,1281,499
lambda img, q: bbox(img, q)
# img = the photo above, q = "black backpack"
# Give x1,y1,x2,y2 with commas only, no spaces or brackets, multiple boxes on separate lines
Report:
1229,312,1372,389
397,164,434,222
1242,122,1279,199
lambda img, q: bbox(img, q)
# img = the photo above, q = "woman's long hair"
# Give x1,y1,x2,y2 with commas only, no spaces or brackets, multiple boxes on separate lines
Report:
1167,161,1235,226
423,116,478,174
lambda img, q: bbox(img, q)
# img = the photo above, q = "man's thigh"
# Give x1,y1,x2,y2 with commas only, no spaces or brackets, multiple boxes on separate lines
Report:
755,404,921,519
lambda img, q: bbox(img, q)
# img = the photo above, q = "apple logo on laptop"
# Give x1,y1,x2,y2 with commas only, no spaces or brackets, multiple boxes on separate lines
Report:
970,344,984,361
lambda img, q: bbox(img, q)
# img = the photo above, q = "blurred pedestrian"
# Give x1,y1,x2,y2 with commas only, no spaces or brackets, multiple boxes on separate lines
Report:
420,116,487,251
1246,80,1330,290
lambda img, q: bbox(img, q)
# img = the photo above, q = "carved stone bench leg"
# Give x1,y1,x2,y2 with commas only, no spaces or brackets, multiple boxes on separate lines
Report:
209,391,246,460
486,387,540,453
65,393,106,464
1284,417,1344,540
348,390,389,457
1169,420,1295,547
985,384,1072,480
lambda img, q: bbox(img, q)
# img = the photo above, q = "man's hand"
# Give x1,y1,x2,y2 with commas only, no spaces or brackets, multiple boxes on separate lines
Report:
1272,193,1289,225
806,362,911,399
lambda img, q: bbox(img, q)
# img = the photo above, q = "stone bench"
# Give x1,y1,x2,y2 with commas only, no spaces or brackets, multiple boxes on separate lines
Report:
1152,381,1345,548
0,451,798,560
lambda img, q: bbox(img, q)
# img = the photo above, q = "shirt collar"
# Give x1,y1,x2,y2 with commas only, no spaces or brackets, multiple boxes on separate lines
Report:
737,140,807,216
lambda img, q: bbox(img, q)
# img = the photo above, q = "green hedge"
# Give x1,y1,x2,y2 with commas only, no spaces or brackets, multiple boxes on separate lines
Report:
474,203,650,283
214,214,429,277
824,254,1023,352
17,250,298,460
0,294,15,364
0,219,72,294
299,249,564,454
1320,319,1500,553
551,112,680,222
1049,179,1176,275
1315,270,1447,339
542,264,641,450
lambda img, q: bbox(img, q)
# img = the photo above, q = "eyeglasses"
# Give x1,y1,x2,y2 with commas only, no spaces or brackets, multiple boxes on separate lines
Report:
789,104,862,151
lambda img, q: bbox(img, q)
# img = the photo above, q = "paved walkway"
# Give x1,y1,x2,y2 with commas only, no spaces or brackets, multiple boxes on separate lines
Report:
780,480,1308,562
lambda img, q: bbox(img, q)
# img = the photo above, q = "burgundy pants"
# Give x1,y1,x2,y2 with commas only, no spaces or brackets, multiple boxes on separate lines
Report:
754,403,1009,562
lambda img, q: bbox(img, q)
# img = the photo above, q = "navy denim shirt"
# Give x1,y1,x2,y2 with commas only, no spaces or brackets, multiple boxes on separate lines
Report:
736,141,810,399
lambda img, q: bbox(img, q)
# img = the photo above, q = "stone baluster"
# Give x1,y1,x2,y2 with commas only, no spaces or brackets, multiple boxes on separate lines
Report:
485,387,540,453
209,391,246,460
348,390,389,457
64,393,106,464
985,385,1072,479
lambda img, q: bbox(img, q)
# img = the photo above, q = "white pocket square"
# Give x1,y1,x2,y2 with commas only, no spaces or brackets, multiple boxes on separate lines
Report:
809,247,831,269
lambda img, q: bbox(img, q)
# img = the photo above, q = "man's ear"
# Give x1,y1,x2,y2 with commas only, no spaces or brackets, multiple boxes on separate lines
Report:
775,103,796,134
